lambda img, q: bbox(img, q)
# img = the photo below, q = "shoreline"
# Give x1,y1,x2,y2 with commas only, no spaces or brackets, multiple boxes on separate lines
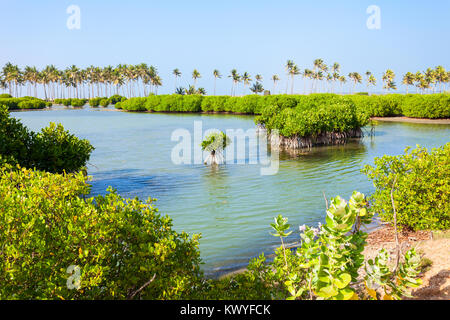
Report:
371,116,450,124
10,107,450,124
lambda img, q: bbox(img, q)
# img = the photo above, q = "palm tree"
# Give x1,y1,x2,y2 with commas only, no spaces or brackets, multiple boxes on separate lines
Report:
250,82,264,94
192,69,201,89
173,68,181,91
424,68,437,93
402,72,415,94
152,75,162,94
339,75,347,94
348,72,362,94
365,71,372,92
303,69,312,94
382,69,396,92
175,87,185,95
289,64,300,94
434,66,447,93
368,74,376,93
255,74,263,82
242,72,252,95
271,74,280,94
331,63,340,93
213,69,221,95
285,60,294,94
312,59,324,92
228,69,240,96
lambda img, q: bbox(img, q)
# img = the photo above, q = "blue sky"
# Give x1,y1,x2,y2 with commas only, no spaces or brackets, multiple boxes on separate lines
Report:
1,0,449,94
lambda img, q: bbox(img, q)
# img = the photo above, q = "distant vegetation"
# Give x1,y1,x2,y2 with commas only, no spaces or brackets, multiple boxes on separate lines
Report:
114,93,450,119
1,61,448,99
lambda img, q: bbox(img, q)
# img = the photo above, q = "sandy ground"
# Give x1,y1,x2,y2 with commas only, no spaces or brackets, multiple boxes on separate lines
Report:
371,116,450,124
363,225,449,300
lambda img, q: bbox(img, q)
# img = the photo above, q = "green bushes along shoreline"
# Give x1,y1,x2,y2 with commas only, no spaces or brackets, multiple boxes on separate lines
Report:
114,93,450,120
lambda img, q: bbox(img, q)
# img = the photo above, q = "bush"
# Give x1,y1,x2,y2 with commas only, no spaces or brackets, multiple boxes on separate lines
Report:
119,97,147,111
0,166,202,299
99,98,110,107
108,94,126,104
363,143,450,230
0,93,12,98
88,97,103,107
114,93,448,120
401,94,450,118
256,95,369,138
201,96,229,112
70,99,87,107
0,106,94,173
0,97,48,110
31,123,94,173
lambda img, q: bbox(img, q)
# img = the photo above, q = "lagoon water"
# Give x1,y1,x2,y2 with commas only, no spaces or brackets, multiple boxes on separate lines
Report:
12,106,450,276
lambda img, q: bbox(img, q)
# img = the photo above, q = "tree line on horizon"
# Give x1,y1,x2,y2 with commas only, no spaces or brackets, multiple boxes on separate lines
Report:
1,61,448,100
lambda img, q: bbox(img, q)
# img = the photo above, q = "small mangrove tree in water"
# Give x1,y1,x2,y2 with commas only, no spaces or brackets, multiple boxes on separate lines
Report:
201,131,230,165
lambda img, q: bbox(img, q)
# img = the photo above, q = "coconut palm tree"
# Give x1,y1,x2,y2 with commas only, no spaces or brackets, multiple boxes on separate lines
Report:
339,75,347,94
402,72,415,94
331,63,340,93
192,69,201,89
368,74,376,93
303,69,312,94
242,72,252,95
271,74,280,94
285,60,295,94
250,82,264,94
434,66,447,93
255,74,263,82
172,68,181,91
213,69,221,95
348,72,362,94
289,64,300,94
228,69,240,96
424,68,437,93
382,69,396,92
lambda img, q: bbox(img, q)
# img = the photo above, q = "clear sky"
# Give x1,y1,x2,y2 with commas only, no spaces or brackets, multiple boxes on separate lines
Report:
1,0,449,94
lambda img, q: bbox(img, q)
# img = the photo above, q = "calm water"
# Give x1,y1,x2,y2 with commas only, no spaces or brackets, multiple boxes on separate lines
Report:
12,107,450,276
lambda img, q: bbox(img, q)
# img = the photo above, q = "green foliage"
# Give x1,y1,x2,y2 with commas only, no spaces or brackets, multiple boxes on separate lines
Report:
201,131,231,152
250,191,423,300
99,98,109,107
363,143,450,230
349,94,404,117
32,123,94,173
0,97,48,110
108,94,126,104
0,166,202,299
0,93,12,98
365,248,422,300
88,97,103,107
70,99,87,107
256,95,369,138
114,93,448,120
54,98,87,107
0,106,93,173
401,93,450,118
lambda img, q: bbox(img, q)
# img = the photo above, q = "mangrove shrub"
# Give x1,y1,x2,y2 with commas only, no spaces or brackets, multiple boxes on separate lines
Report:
0,166,202,299
363,143,450,230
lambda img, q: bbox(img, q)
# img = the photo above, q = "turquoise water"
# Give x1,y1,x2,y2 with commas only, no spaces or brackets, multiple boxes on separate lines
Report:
12,106,450,276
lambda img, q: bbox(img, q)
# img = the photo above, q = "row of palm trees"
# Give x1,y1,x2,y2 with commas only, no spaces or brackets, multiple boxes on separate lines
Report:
1,63,163,100
1,61,448,99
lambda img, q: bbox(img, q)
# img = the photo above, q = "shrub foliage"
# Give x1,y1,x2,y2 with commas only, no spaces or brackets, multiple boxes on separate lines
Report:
363,143,450,230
